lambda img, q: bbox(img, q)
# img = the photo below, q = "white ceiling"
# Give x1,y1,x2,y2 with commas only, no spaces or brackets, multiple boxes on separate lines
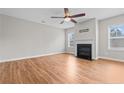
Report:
0,8,124,29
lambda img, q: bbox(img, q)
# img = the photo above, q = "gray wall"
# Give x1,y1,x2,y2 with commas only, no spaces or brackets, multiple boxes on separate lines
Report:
99,14,124,60
75,19,97,40
1,13,124,61
0,15,3,60
66,15,124,61
0,14,65,61
65,19,98,59
0,15,1,37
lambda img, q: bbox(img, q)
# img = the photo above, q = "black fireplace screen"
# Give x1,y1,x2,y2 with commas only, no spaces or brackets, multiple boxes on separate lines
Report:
77,44,92,60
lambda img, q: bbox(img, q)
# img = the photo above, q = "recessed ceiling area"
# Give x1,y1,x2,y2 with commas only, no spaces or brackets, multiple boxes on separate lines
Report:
0,8,124,29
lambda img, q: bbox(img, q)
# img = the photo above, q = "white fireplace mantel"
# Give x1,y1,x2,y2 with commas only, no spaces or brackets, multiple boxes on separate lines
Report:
75,39,97,60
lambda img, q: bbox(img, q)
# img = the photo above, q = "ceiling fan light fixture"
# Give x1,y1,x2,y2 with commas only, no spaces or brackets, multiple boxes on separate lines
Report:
64,17,71,22
51,8,85,24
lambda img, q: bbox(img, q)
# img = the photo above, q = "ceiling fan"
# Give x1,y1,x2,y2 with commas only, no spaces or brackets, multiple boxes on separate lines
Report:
51,8,85,24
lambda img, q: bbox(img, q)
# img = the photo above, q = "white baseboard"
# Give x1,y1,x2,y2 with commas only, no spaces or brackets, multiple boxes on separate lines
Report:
98,56,124,62
1,53,123,63
0,51,65,63
65,51,75,55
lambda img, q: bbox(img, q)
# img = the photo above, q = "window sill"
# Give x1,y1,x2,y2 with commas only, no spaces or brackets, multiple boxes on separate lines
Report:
108,48,124,51
110,37,124,39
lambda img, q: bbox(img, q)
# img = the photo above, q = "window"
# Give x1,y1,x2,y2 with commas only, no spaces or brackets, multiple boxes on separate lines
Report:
108,24,124,50
68,32,75,47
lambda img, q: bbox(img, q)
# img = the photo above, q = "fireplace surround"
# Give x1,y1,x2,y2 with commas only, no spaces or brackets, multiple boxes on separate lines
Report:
75,39,97,60
77,44,92,60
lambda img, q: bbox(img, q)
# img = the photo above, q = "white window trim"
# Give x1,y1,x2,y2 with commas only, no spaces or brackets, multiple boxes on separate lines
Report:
108,25,124,51
67,32,75,48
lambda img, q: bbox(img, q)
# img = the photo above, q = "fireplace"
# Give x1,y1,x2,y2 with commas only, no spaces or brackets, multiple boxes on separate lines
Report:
77,44,92,60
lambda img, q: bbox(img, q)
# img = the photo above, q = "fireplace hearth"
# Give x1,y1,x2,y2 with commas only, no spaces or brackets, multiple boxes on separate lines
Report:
77,44,92,60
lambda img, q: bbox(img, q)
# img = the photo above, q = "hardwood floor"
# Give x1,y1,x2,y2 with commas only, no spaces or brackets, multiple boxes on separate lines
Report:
0,53,124,83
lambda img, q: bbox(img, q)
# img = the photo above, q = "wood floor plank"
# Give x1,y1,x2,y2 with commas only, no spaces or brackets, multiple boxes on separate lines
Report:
0,53,124,83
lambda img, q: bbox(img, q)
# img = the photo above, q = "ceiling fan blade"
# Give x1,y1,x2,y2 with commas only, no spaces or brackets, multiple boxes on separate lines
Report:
71,19,77,23
70,13,85,18
51,16,64,18
60,20,64,24
64,8,70,16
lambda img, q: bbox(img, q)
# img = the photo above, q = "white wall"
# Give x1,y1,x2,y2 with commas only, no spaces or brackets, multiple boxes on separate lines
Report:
0,14,65,61
99,14,124,60
65,27,76,54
